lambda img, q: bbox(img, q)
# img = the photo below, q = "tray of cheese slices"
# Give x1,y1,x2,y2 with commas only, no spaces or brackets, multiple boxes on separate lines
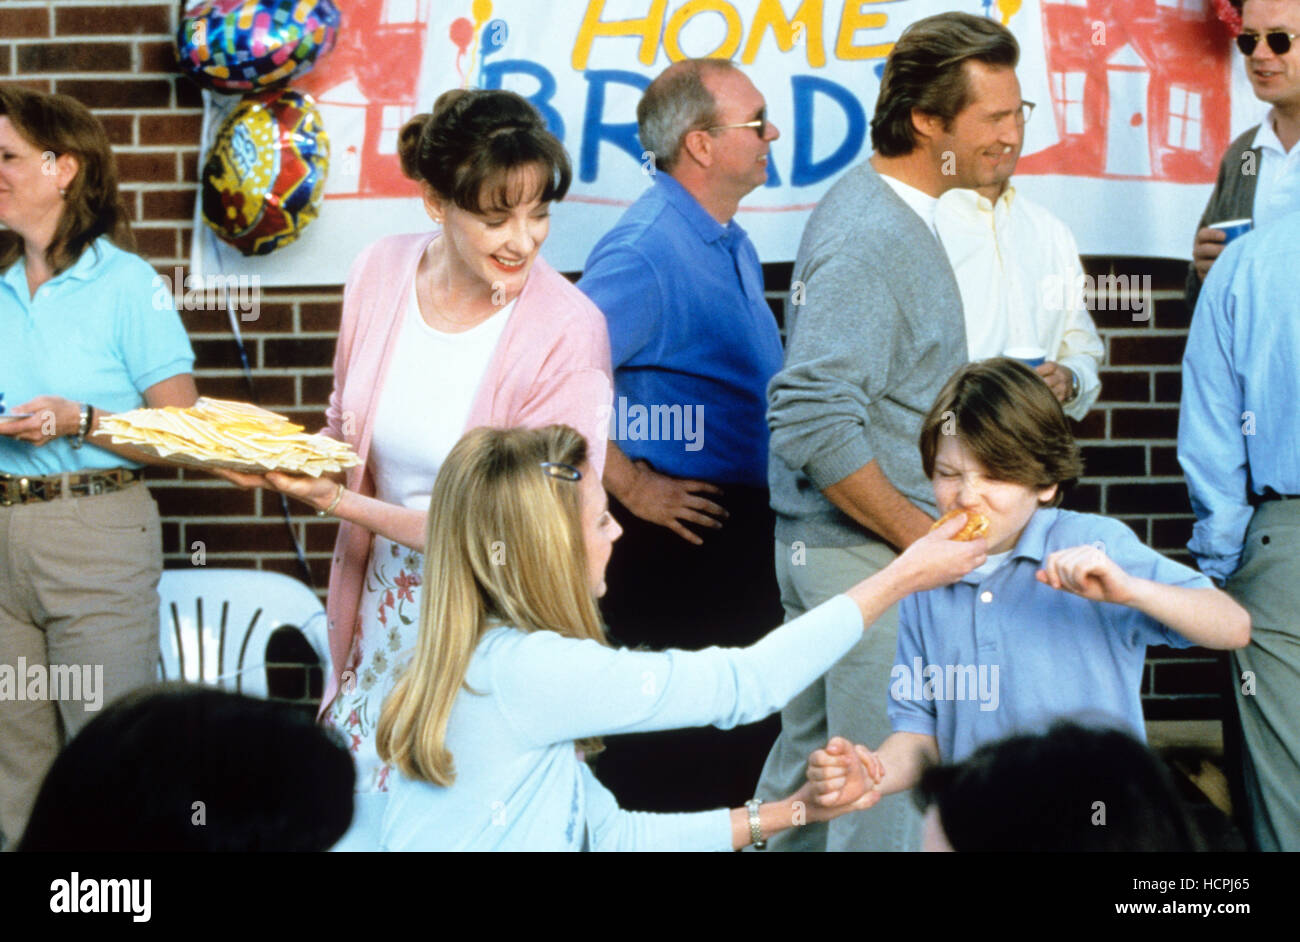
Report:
99,397,360,477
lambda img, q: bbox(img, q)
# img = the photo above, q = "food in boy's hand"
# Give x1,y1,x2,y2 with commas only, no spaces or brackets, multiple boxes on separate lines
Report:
930,508,990,541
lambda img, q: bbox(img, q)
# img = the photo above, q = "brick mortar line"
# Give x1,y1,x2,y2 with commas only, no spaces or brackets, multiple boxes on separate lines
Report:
1103,328,1194,335
41,68,181,74
77,109,205,116
9,39,177,45
1088,440,1181,447
170,547,332,557
19,0,166,5
1094,475,1188,481
163,554,335,559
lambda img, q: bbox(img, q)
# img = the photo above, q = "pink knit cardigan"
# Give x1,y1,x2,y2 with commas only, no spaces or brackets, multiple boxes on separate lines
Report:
318,231,613,714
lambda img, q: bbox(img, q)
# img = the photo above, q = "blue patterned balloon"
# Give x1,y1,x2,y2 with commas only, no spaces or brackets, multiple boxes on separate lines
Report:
177,0,341,94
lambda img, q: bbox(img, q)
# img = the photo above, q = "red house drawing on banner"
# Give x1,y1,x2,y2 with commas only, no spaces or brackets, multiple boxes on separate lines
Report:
1018,0,1232,181
297,0,428,198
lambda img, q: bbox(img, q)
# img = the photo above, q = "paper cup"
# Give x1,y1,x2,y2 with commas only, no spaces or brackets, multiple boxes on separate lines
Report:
1003,346,1047,368
1209,218,1253,245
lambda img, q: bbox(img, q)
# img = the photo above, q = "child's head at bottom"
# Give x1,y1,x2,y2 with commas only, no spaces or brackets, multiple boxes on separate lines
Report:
920,357,1084,554
913,718,1204,851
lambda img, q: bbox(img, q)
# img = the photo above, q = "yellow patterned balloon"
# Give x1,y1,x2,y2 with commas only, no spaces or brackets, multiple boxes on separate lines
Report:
201,90,330,255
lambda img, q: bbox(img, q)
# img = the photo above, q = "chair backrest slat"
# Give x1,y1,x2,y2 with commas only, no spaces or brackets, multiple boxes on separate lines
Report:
156,570,327,699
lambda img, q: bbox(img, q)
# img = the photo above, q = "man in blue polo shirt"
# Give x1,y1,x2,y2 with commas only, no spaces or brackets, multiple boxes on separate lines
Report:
576,58,785,812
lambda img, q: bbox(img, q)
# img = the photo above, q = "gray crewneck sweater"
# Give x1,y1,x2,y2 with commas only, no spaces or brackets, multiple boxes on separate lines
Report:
768,161,967,549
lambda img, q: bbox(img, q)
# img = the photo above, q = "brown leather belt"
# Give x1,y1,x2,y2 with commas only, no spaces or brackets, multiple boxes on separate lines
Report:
0,468,141,506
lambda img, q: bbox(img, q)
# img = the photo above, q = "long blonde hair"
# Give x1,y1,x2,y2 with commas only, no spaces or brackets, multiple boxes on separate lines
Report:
376,425,606,785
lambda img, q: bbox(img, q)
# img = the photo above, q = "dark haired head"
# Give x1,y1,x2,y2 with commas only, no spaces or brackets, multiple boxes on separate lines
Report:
397,89,571,214
18,684,355,852
914,719,1204,851
872,12,1019,157
0,86,134,275
919,357,1083,506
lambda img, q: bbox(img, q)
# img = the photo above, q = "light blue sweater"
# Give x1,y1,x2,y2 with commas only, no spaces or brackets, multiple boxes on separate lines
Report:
380,594,863,851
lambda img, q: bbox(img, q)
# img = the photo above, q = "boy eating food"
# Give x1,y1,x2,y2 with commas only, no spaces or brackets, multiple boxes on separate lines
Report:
809,358,1250,813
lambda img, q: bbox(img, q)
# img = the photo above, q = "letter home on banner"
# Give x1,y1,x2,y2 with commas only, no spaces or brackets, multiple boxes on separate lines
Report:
194,0,1259,286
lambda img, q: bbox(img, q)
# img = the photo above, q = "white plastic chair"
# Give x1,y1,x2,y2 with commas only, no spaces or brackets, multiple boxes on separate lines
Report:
157,569,329,698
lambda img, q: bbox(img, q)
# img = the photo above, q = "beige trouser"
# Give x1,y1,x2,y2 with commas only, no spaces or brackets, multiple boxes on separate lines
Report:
1225,499,1300,851
0,482,162,849
752,539,923,852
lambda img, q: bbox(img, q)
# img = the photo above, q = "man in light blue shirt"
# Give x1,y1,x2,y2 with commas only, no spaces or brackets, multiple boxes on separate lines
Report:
1179,210,1300,851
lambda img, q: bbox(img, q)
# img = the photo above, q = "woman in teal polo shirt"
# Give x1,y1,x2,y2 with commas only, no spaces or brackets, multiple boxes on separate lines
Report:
0,87,196,849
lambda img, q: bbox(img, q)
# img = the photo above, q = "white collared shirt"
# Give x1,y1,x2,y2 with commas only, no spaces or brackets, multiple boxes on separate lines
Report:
879,173,941,236
1250,109,1300,230
934,184,1104,419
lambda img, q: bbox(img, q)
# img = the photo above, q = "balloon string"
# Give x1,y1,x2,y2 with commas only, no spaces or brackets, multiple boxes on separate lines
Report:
465,27,480,88
197,89,316,591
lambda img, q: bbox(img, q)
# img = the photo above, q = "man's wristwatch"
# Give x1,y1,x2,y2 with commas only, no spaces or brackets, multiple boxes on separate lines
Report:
68,403,93,449
1065,368,1081,405
745,798,766,850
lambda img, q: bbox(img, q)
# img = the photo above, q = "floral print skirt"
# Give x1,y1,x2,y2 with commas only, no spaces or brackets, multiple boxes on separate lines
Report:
323,535,424,793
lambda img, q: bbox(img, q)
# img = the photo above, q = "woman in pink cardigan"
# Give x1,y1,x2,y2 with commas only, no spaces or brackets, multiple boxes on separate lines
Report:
221,90,612,847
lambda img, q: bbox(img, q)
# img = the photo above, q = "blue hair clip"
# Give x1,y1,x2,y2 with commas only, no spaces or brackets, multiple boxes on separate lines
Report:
539,461,582,482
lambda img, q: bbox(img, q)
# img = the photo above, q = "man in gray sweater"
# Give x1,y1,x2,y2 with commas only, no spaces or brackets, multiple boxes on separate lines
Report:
753,12,1025,851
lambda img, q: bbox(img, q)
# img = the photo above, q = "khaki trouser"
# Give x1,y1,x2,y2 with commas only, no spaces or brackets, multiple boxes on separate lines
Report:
1225,499,1300,852
0,482,162,849
752,539,923,852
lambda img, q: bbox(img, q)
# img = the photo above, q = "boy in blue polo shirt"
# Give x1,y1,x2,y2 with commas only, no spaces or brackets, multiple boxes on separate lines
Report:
807,358,1250,813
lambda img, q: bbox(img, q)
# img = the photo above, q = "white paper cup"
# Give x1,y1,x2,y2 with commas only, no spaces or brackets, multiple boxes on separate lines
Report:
1003,346,1047,368
1208,218,1253,245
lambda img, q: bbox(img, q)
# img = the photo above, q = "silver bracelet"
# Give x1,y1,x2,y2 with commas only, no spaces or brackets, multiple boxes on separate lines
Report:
316,482,345,517
69,403,92,449
746,798,766,850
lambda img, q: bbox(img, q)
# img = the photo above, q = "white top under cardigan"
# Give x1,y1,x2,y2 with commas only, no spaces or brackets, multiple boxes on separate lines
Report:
381,594,864,851
368,286,515,510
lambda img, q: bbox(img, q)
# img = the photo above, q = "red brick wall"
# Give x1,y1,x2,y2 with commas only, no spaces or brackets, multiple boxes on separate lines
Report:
1070,256,1224,722
2,0,1224,718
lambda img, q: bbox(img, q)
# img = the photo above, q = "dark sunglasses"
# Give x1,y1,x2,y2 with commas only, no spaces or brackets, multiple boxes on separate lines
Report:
1236,30,1297,56
706,108,767,138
